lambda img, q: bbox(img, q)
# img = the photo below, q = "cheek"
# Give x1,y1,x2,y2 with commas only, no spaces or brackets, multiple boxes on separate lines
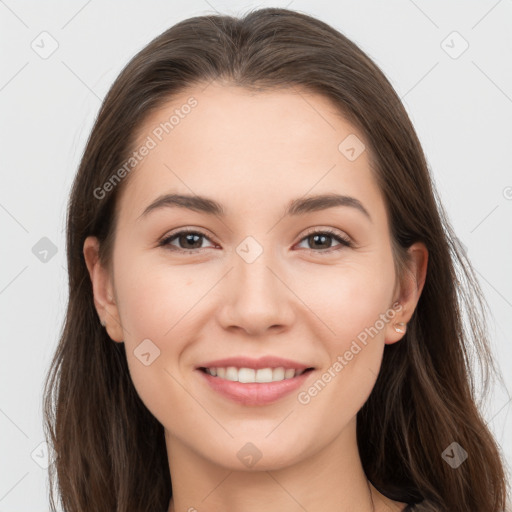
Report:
113,255,202,426
293,255,395,349
292,254,395,408
115,268,203,402
113,248,199,342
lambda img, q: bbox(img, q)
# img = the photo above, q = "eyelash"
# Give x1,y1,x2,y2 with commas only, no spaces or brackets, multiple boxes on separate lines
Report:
158,227,353,256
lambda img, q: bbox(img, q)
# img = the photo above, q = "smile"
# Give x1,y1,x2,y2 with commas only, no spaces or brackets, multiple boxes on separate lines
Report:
197,366,315,406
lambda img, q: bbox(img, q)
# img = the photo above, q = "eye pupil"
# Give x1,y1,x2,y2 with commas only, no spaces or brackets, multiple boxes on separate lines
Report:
180,233,202,249
310,233,331,250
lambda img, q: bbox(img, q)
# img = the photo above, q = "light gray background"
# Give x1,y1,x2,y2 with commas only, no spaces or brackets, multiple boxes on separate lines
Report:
1,1,511,510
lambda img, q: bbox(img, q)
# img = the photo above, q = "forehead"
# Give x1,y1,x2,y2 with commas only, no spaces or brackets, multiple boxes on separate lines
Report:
117,83,385,225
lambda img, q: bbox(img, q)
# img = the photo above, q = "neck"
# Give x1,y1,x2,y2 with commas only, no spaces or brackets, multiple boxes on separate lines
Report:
165,418,391,512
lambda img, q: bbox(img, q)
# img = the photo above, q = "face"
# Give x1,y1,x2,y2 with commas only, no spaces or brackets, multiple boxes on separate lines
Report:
85,82,421,472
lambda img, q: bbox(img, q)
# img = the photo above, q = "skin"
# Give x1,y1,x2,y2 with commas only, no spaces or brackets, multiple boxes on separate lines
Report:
84,82,428,512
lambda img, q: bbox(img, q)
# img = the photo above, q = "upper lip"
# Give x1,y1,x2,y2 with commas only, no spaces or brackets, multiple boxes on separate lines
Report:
196,356,314,371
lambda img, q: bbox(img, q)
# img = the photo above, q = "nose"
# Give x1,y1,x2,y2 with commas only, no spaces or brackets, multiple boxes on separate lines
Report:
217,246,295,336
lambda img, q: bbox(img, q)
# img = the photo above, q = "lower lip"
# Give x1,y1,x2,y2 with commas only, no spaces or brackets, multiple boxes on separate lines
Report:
197,369,314,406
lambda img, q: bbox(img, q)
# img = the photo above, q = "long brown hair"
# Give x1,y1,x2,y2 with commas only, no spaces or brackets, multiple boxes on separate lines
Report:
43,7,510,511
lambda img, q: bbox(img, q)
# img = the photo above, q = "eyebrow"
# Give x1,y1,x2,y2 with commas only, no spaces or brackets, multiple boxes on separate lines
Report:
138,193,372,222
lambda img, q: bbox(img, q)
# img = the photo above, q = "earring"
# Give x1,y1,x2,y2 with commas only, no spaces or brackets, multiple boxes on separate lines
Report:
394,322,406,334
100,318,106,327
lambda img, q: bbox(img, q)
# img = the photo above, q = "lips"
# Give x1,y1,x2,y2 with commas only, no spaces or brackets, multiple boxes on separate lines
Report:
195,356,315,406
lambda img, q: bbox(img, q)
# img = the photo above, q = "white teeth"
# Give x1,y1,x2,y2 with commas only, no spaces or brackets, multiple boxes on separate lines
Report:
204,366,308,383
272,367,285,381
256,368,273,383
284,368,295,379
226,366,238,381
238,368,255,383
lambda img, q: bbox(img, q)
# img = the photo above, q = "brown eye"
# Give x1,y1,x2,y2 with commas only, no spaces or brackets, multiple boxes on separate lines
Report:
296,229,352,254
159,230,215,254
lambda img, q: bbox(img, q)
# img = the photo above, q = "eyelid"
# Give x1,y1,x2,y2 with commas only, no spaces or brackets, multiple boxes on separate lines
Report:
300,226,350,241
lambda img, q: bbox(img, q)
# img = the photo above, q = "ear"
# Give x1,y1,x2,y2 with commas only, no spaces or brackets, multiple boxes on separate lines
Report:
385,241,428,345
83,236,124,342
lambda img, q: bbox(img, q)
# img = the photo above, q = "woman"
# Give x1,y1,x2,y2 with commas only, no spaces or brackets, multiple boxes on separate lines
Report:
43,7,510,512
